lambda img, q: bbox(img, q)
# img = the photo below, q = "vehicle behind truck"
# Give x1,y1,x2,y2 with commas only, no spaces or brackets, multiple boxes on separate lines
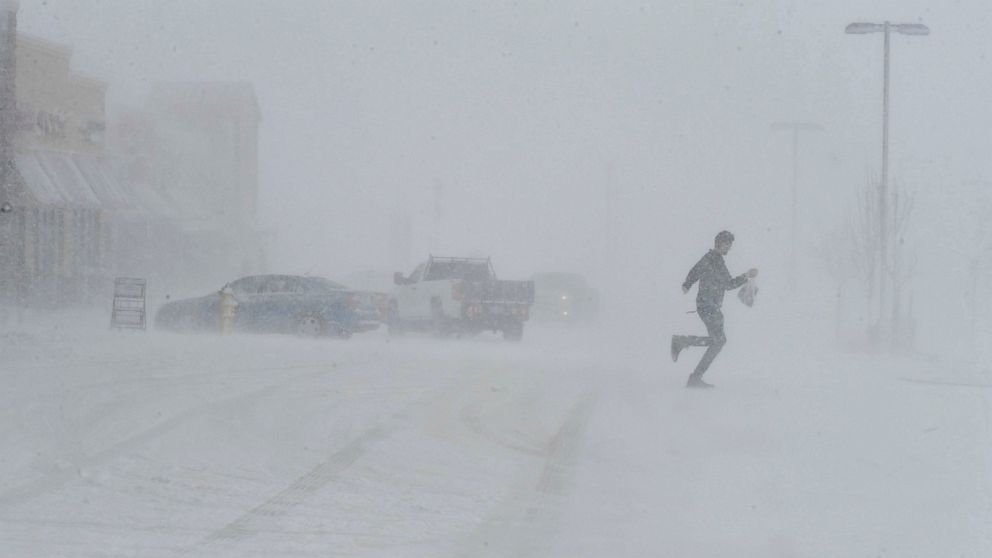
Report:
530,272,600,323
388,256,534,341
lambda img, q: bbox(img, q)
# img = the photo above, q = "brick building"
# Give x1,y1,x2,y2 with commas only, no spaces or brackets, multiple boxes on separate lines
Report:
0,3,126,306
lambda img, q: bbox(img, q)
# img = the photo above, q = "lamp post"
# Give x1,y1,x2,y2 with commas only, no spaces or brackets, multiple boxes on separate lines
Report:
845,21,928,342
771,121,822,293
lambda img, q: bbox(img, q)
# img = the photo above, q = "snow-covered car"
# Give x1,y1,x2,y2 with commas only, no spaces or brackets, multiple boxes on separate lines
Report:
530,272,600,323
388,256,534,341
154,274,387,338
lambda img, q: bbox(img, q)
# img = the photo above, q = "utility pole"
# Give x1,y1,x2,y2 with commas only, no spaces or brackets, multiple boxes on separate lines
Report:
771,121,822,293
845,20,929,345
0,0,17,208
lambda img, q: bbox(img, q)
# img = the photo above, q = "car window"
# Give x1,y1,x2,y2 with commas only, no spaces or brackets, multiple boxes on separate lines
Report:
258,276,293,293
283,277,307,293
303,277,347,292
228,276,260,295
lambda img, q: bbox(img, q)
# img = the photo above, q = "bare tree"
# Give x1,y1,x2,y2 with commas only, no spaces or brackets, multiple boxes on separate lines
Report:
811,174,878,348
851,173,879,304
846,172,881,345
840,172,916,351
888,183,917,350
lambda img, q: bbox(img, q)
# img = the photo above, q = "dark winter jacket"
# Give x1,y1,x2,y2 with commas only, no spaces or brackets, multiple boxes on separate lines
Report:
682,250,748,309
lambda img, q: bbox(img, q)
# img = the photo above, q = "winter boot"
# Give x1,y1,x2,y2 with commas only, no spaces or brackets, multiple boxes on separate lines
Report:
671,335,685,362
686,374,714,389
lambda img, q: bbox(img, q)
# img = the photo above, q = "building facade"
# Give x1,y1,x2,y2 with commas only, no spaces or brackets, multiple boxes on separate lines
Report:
0,2,122,307
110,82,266,293
0,1,265,310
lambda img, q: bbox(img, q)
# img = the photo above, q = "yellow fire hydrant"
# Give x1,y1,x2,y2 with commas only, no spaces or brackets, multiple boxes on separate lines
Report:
219,286,237,335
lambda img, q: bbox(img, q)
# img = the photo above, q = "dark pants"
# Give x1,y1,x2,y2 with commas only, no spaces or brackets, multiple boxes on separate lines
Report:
677,305,726,379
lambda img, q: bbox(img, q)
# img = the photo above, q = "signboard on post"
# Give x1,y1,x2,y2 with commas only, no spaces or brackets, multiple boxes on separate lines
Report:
110,277,146,330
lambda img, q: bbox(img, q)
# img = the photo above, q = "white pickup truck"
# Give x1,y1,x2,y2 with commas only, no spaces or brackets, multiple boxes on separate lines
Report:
388,256,535,341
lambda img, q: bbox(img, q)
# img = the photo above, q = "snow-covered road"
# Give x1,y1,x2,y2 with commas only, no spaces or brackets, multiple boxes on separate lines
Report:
0,319,989,557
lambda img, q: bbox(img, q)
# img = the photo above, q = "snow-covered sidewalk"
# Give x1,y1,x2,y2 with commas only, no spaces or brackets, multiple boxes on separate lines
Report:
0,313,988,557
546,331,992,557
0,321,601,557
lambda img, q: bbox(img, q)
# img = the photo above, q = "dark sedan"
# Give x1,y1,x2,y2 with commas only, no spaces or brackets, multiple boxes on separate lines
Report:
154,274,387,338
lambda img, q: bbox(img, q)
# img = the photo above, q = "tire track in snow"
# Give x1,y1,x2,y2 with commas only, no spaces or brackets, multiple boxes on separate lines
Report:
0,366,328,510
456,388,599,558
194,420,394,549
459,401,547,458
191,371,485,554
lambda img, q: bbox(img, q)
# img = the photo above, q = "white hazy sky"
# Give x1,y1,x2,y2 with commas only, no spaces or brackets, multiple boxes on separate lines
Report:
15,0,992,353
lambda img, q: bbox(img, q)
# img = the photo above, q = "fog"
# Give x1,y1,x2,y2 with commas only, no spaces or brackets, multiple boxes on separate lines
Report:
14,0,992,355
2,1,990,556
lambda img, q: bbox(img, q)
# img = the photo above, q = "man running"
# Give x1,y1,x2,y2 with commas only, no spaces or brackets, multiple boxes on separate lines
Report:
671,231,758,389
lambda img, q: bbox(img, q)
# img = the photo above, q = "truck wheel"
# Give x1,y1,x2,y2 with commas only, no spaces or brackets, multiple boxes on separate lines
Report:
503,321,524,342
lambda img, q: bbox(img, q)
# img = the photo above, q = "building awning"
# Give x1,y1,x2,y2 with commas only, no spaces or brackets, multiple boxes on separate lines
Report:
15,151,75,206
72,154,132,209
15,150,135,211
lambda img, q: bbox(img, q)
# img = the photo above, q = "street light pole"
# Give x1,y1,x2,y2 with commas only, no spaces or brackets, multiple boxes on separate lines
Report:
771,121,822,293
881,22,890,303
845,20,928,343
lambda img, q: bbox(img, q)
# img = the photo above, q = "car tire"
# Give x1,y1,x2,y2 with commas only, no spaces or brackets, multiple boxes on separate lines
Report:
295,312,324,337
